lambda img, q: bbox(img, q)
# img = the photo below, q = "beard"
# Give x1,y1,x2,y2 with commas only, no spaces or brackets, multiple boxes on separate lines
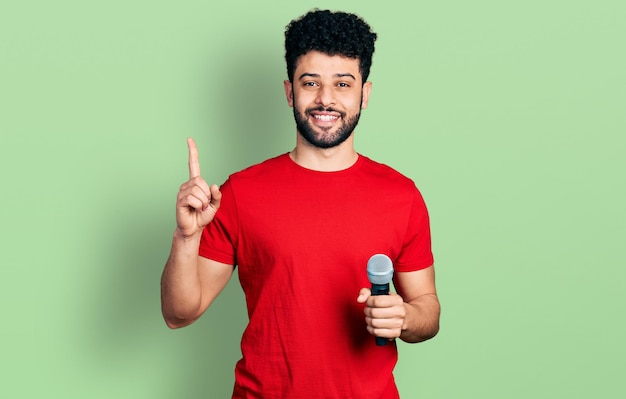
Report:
293,105,362,149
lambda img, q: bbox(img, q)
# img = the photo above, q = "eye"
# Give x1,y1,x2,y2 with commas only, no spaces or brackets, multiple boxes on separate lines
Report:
303,81,319,87
337,82,351,88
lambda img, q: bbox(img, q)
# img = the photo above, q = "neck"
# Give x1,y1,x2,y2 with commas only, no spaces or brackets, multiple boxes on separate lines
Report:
290,135,358,172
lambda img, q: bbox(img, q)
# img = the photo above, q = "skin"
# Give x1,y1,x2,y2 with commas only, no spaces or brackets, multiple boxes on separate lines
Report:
161,51,440,343
160,138,232,329
283,51,371,171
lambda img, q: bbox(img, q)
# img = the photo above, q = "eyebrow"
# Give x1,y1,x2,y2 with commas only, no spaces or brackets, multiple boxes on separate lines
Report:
298,73,357,80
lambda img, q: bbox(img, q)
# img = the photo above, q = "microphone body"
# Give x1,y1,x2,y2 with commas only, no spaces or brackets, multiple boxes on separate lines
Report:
370,283,390,296
366,254,394,346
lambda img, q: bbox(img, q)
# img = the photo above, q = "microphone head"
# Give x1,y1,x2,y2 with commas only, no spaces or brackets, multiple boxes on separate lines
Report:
367,254,394,285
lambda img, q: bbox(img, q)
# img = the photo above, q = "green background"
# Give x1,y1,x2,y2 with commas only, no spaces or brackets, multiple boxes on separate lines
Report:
2,0,624,397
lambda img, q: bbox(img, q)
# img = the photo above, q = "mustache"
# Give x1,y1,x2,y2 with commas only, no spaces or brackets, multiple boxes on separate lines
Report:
306,106,346,117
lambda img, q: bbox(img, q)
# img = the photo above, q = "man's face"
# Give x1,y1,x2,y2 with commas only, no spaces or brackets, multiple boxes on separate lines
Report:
284,51,372,149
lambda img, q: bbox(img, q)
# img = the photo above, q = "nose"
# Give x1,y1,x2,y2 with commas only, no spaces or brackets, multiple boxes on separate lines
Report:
315,85,335,107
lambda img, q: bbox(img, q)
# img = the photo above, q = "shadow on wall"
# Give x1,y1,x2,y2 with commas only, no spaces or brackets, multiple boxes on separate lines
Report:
199,37,293,177
88,210,246,398
81,40,290,397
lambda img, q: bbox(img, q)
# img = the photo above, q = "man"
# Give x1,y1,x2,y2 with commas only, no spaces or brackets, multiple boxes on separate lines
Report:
161,9,440,399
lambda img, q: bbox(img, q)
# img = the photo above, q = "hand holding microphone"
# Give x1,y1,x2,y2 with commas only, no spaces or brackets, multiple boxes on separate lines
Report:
357,254,406,346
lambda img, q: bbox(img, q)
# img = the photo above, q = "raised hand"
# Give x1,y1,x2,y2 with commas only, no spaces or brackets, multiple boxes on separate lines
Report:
175,138,222,238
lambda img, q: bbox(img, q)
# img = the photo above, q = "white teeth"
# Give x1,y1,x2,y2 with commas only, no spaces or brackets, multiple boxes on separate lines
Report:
314,115,338,121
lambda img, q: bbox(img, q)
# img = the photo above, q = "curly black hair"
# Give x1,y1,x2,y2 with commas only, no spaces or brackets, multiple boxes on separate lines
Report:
284,9,377,84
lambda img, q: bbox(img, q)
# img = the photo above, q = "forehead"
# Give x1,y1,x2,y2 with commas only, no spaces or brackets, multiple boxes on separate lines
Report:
294,51,362,78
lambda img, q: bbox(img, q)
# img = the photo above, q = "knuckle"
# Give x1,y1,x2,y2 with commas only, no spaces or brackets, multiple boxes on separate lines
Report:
177,192,188,204
184,195,196,206
370,319,383,328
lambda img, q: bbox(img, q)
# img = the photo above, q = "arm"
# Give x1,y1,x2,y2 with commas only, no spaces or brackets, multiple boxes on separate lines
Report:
357,265,440,343
161,233,233,329
160,138,234,329
394,266,440,343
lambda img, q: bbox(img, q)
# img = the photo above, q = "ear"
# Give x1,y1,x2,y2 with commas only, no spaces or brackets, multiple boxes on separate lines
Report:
284,80,294,107
360,81,372,109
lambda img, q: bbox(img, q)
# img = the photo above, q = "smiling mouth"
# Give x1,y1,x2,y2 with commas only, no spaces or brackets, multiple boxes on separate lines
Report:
308,107,344,123
313,114,339,122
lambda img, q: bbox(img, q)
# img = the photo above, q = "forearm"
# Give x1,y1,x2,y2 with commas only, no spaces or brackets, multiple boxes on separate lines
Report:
161,230,204,328
400,293,441,343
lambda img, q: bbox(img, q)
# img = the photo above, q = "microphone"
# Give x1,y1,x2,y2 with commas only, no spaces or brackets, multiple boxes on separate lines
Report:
366,254,394,346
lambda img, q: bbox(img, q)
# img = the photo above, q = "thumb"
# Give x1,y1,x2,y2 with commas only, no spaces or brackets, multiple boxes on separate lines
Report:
209,184,222,211
357,287,372,303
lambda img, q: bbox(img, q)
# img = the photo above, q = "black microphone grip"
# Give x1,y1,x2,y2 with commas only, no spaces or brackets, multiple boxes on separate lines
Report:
371,282,390,346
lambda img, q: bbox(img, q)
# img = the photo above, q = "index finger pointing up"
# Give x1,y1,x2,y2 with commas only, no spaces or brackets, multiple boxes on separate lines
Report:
187,137,201,178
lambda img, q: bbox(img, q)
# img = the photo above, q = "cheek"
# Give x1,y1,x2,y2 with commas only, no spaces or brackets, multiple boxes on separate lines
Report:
345,96,363,111
293,91,314,107
339,91,364,108
293,99,315,114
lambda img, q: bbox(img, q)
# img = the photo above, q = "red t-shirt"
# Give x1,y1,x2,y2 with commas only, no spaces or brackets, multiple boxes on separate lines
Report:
200,154,433,399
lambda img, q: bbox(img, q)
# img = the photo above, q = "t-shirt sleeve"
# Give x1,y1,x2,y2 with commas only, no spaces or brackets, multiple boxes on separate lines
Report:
394,186,434,272
198,178,238,266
